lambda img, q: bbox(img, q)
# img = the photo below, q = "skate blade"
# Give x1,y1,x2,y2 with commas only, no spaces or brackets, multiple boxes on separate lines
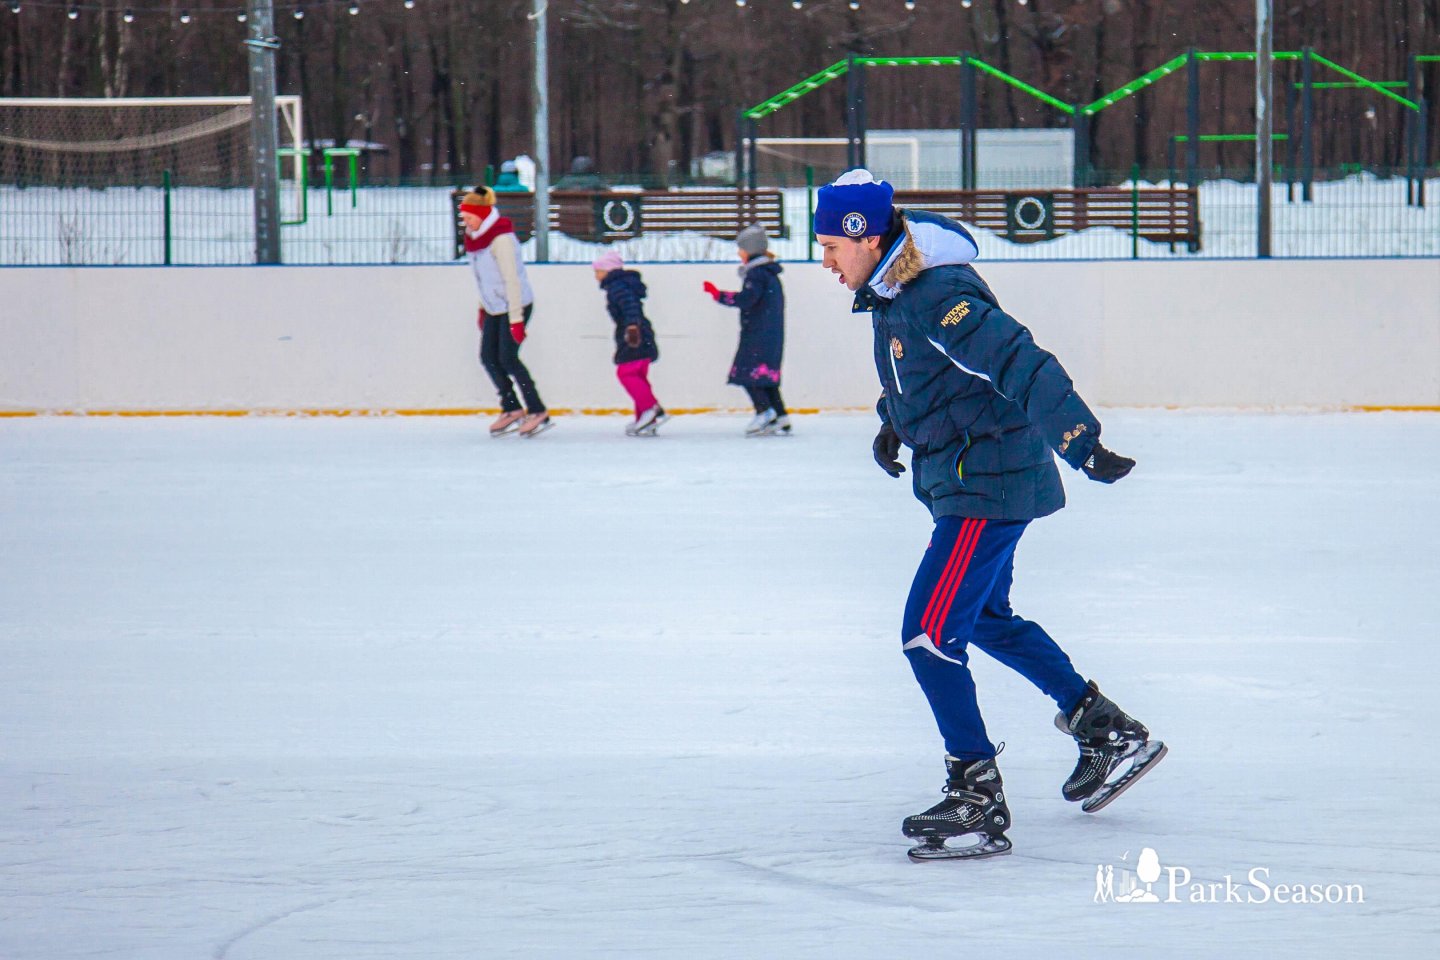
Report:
519,420,555,439
1082,741,1168,813
907,835,1012,862
489,424,522,438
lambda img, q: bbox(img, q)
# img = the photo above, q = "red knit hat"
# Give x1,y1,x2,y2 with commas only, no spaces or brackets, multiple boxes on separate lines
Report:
460,186,496,218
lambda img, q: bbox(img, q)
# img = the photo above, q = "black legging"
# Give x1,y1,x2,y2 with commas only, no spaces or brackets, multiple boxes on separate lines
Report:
744,384,787,417
479,304,545,414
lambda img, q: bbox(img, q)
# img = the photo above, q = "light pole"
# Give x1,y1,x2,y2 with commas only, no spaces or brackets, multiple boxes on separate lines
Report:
244,0,282,265
1255,0,1273,258
532,0,550,262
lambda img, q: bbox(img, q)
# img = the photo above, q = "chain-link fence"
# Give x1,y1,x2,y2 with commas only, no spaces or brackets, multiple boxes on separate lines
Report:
1,167,1435,265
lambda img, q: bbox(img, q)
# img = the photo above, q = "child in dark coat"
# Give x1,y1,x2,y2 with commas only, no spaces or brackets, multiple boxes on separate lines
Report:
704,223,789,436
593,250,667,437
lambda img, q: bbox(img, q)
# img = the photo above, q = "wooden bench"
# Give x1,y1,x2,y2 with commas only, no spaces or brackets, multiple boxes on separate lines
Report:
452,188,787,256
891,188,1201,252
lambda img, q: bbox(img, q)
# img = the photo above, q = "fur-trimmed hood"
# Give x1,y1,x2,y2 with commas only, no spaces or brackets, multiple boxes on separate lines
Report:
865,209,979,301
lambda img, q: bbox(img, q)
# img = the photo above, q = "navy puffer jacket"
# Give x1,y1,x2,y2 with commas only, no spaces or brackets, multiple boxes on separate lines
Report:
859,210,1101,521
600,269,659,364
717,258,785,387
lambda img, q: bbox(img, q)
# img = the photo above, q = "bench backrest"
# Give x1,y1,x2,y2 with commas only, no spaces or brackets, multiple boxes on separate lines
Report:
891,188,1200,248
453,189,787,255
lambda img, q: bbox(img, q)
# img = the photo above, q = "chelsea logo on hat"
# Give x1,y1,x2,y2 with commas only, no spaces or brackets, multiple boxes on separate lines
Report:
813,168,894,238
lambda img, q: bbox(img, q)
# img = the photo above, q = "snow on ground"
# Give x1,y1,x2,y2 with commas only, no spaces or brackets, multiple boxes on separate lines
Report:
1,411,1437,958
4,174,1437,265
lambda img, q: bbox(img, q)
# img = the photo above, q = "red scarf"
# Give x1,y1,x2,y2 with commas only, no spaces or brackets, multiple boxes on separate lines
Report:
463,211,515,252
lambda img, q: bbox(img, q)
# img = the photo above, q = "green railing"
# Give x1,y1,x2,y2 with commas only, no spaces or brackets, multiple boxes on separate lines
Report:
743,49,1428,120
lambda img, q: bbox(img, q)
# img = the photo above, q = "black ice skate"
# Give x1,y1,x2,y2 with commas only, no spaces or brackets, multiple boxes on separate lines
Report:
1057,680,1168,813
903,755,1012,862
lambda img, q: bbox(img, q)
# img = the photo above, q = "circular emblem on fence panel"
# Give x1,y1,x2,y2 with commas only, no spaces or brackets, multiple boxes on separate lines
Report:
1012,195,1049,231
601,198,639,232
842,212,868,237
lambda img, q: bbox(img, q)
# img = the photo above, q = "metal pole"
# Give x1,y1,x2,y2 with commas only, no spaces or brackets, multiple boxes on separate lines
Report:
1130,162,1140,260
747,117,758,191
960,53,977,189
845,56,868,170
1301,47,1314,202
1072,106,1089,188
1420,97,1429,209
845,57,858,169
162,169,173,265
855,59,867,171
1186,47,1200,187
1255,0,1273,258
805,165,815,261
734,111,745,188
532,0,550,262
1285,79,1298,202
244,0,282,265
1406,55,1418,206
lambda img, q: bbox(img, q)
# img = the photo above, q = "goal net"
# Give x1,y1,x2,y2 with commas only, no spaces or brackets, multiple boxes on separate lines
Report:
0,96,303,189
754,137,921,188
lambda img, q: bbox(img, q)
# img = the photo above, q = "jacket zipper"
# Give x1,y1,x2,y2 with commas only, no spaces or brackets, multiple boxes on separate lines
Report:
880,312,904,395
889,347,904,395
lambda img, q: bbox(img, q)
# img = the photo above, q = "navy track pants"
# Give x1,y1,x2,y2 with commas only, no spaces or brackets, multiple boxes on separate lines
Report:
901,516,1088,761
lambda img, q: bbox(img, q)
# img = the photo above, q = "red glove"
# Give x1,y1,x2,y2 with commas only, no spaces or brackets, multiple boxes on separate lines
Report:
509,322,526,344
703,281,721,301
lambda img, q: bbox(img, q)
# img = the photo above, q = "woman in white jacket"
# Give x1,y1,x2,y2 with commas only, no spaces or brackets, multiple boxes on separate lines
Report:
460,188,551,438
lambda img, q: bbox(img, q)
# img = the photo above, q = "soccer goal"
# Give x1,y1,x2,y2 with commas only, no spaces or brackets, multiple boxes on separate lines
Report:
0,95,305,213
755,136,922,188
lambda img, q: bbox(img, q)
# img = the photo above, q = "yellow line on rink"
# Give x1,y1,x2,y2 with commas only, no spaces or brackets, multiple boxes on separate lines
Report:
0,407,841,418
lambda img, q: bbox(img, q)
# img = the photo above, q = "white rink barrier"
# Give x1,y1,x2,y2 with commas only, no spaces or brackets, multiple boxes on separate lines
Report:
2,259,1437,413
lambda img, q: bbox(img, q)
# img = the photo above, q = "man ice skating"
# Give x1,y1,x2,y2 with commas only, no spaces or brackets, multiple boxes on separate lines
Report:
813,169,1167,862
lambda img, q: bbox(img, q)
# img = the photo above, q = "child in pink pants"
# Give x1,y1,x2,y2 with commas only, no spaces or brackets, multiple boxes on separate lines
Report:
593,251,668,437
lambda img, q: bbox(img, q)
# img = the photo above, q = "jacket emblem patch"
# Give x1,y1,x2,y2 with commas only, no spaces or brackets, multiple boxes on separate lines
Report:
941,300,972,327
1059,423,1088,454
891,337,904,360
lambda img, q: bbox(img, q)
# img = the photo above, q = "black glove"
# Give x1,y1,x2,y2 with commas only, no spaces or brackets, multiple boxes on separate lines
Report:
623,325,641,348
872,422,905,477
1081,444,1135,484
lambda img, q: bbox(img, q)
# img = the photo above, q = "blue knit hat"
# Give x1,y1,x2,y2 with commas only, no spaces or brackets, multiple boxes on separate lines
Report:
813,169,894,238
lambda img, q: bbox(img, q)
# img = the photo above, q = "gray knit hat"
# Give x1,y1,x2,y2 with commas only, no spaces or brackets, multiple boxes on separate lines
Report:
736,222,769,256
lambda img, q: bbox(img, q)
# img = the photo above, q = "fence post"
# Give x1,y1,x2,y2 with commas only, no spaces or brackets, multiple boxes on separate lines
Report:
1130,162,1140,260
805,165,815,261
162,169,173,266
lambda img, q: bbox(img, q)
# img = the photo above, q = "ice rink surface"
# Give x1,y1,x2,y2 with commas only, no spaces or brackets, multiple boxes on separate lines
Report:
2,411,1437,958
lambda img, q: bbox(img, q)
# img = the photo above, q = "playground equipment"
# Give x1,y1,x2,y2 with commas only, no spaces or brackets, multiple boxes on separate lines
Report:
739,51,1433,206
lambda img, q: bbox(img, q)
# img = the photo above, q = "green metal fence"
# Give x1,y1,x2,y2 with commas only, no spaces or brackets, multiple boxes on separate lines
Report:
1,166,1436,265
